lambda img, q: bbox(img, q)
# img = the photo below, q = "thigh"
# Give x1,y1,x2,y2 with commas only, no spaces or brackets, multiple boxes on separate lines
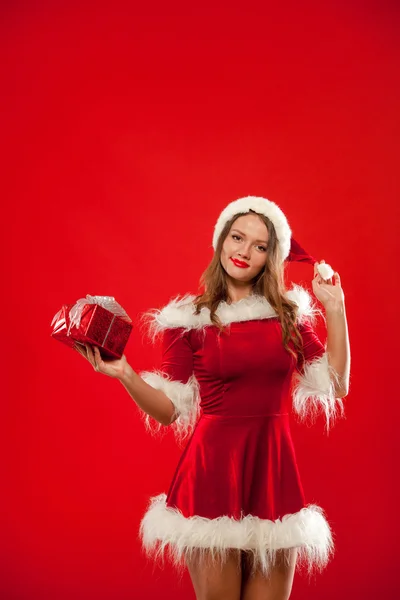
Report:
241,548,298,600
186,547,242,600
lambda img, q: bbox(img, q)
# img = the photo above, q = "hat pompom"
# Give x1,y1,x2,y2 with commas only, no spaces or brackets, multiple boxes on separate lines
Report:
316,263,334,281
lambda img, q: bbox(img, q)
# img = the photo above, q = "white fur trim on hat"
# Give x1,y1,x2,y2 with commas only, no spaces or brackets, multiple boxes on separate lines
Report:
138,371,201,444
212,196,292,260
141,284,323,341
139,493,334,579
292,352,345,433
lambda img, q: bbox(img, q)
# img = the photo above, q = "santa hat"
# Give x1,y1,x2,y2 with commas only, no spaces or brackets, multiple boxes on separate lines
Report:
212,196,334,280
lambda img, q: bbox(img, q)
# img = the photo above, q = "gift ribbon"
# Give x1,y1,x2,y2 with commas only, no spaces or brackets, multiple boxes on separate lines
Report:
51,295,132,340
50,309,64,328
96,313,118,348
68,295,132,329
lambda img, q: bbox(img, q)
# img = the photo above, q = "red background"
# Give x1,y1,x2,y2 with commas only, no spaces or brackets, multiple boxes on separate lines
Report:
2,1,399,598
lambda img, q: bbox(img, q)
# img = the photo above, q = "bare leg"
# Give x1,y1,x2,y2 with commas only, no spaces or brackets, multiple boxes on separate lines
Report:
186,548,242,600
241,548,297,600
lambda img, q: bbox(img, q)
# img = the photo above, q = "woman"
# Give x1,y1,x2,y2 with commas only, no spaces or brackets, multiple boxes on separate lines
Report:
75,196,350,600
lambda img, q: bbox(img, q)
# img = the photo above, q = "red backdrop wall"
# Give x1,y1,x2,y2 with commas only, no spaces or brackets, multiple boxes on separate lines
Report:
2,1,399,598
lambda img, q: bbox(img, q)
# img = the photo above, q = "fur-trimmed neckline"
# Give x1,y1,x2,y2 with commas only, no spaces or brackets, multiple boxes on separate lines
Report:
142,284,322,338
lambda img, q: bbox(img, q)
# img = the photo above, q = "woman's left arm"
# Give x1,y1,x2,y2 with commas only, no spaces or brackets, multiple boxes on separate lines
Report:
326,303,350,397
313,260,351,398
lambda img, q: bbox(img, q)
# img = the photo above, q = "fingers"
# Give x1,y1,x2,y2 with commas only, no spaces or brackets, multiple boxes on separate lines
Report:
74,342,87,358
320,260,333,285
74,343,108,374
315,259,339,285
320,259,340,285
313,262,322,284
85,344,98,370
93,346,102,371
314,260,322,281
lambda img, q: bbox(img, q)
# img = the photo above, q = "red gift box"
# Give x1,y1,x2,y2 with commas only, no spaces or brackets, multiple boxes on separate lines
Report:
50,295,133,359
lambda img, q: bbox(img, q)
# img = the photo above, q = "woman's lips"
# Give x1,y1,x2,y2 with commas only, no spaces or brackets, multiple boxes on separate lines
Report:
230,258,250,268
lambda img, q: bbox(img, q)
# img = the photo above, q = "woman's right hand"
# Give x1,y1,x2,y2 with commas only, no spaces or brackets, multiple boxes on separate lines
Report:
73,342,130,381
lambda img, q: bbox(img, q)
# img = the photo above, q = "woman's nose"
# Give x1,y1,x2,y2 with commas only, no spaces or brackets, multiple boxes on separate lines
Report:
238,248,251,259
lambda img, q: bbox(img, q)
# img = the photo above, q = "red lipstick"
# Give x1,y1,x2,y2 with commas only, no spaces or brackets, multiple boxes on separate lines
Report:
230,258,250,268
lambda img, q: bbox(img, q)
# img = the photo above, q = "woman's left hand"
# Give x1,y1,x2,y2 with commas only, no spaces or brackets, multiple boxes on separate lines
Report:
312,260,345,309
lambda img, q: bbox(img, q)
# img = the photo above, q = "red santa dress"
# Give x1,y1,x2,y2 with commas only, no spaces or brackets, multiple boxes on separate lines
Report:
138,284,345,578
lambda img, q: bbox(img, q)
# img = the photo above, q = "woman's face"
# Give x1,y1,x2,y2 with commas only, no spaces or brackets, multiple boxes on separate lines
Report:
220,214,269,283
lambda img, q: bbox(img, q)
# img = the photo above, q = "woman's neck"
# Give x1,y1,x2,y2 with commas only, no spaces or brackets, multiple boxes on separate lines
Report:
226,285,254,304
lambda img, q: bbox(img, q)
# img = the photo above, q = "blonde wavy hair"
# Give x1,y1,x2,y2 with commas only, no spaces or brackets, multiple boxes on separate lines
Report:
193,209,306,363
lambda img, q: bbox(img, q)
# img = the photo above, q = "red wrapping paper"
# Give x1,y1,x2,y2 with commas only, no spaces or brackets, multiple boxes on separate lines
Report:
50,295,133,359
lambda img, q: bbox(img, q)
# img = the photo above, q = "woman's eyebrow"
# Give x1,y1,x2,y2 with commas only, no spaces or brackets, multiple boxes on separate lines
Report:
232,229,268,244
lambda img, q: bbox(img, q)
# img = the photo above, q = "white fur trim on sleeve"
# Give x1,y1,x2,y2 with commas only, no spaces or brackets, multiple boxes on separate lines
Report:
139,493,334,579
139,370,201,444
292,352,345,432
288,283,323,326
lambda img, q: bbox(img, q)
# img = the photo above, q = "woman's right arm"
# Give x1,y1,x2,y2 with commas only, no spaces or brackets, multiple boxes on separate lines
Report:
75,324,198,441
119,364,176,426
74,343,176,427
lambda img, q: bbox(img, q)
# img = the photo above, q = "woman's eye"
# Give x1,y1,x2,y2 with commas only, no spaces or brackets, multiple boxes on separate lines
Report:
232,235,266,251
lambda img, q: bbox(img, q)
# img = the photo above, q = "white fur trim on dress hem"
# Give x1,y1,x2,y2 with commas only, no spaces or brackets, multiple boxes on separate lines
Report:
139,493,334,579
292,351,345,432
139,370,200,443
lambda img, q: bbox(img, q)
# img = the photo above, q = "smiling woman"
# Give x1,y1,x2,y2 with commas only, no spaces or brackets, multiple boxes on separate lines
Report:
218,209,274,303
135,195,350,600
72,195,348,600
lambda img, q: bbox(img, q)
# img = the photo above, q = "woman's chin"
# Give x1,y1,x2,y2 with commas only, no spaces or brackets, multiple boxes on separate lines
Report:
227,270,252,282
